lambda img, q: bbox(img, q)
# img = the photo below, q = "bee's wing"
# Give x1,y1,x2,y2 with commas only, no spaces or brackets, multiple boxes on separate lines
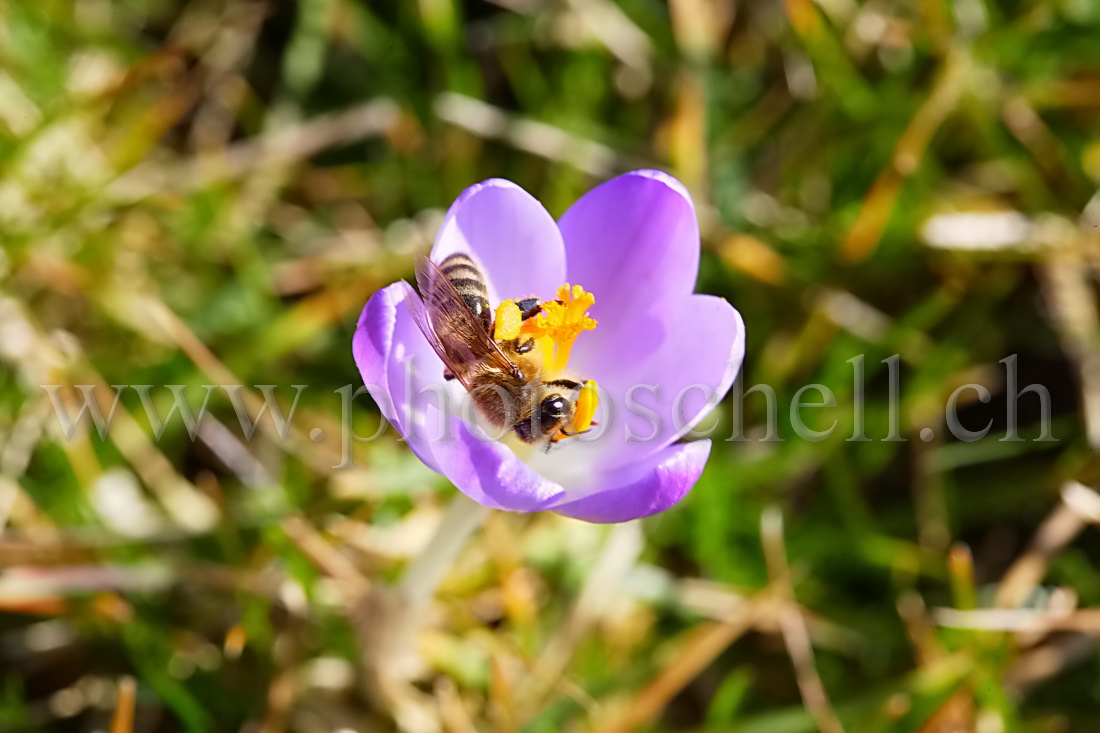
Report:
407,255,522,389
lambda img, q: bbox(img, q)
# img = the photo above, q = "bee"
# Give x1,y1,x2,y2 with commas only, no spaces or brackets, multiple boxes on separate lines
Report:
407,253,592,445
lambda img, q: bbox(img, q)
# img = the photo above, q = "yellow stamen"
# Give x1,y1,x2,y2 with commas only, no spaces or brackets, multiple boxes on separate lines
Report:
572,379,598,433
520,283,597,374
493,300,523,340
535,335,555,372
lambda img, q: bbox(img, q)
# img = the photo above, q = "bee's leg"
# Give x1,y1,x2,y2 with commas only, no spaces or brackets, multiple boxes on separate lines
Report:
556,427,593,438
546,427,582,451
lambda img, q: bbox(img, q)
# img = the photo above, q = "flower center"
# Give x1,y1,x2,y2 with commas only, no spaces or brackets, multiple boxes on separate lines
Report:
493,283,599,439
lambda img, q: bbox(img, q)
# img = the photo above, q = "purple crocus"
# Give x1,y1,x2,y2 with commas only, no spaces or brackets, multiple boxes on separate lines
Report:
353,170,745,523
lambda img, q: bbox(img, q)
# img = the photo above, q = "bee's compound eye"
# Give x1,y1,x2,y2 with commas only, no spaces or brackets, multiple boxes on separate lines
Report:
516,338,535,354
539,396,569,421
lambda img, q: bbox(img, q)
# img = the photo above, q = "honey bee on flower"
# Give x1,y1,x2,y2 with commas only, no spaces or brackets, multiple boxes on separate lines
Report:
353,171,745,523
407,252,599,448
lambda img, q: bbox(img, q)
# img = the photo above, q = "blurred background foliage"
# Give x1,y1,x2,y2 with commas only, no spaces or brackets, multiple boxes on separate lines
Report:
2,0,1100,731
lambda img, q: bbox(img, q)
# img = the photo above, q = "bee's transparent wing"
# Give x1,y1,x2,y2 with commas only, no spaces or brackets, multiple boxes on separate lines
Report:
406,255,521,389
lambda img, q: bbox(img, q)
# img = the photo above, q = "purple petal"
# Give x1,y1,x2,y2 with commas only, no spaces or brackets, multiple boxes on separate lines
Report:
551,440,712,523
352,284,401,425
568,294,744,468
431,179,565,305
352,281,446,472
425,413,568,511
558,170,700,349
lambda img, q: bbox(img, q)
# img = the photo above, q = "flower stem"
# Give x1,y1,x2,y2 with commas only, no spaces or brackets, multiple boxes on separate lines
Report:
360,493,490,696
399,492,491,614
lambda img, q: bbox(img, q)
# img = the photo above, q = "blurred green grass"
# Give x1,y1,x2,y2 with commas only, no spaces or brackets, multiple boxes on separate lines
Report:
2,0,1100,731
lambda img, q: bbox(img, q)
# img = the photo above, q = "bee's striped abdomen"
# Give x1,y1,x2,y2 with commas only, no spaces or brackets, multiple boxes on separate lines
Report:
440,253,491,331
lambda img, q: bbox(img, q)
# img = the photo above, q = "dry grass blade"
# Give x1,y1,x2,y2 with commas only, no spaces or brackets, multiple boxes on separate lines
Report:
1039,253,1100,450
110,676,136,733
599,520,862,732
434,676,477,733
1001,95,1073,183
281,515,370,603
897,591,944,667
933,608,1100,633
44,372,220,534
1005,633,1100,693
995,481,1100,608
917,686,974,733
111,98,400,199
842,49,969,262
599,611,756,733
138,295,343,473
434,93,633,176
563,0,652,69
0,394,51,532
260,668,296,733
761,507,845,733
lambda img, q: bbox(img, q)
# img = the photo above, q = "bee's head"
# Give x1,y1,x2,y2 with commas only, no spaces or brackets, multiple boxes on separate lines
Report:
512,379,598,446
530,391,573,438
512,387,573,443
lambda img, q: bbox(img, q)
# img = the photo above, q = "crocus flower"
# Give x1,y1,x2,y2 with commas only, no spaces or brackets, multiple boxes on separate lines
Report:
353,170,745,523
